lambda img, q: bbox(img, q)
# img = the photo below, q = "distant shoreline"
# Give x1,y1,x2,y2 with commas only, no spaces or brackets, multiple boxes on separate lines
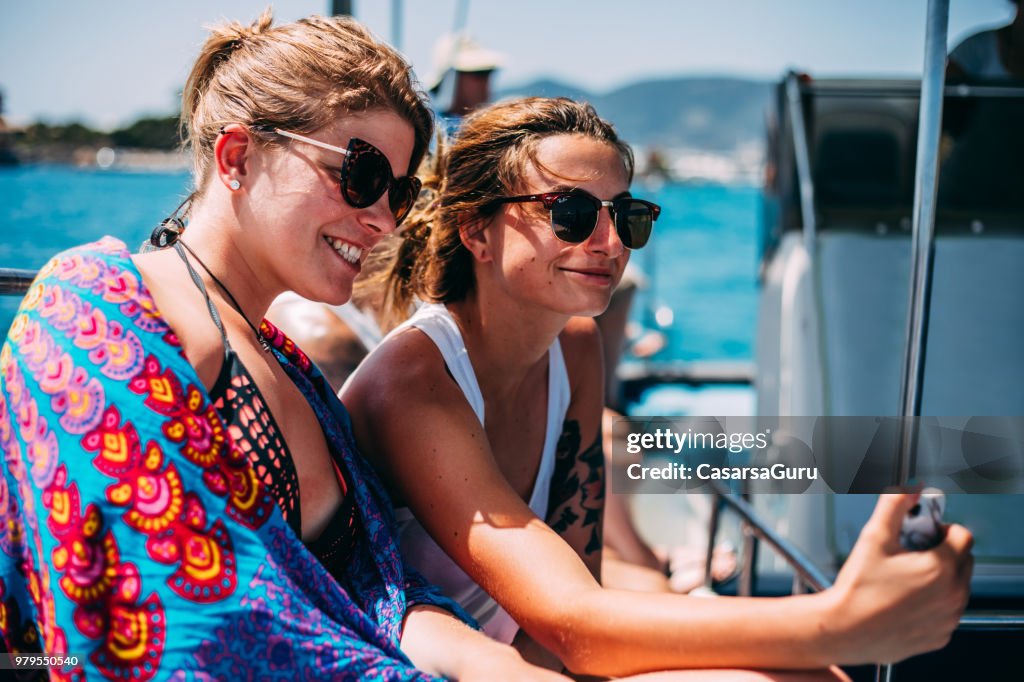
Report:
3,145,763,187
8,145,190,172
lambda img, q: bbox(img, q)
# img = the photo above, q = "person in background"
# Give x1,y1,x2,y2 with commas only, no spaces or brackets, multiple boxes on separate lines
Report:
0,11,565,680
428,33,505,139
267,292,373,390
341,96,972,679
595,275,736,594
267,264,386,392
947,0,1023,81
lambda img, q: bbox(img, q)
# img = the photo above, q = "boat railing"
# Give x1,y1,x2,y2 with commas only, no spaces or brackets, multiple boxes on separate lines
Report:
704,482,1024,681
0,268,35,296
704,482,832,594
785,70,818,253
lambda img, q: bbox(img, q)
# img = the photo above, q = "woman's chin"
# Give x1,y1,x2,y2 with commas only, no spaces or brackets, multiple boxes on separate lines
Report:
558,300,612,319
296,280,353,307
569,292,615,318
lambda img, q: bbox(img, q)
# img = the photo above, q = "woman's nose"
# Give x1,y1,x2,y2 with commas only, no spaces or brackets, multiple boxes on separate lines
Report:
359,193,398,236
584,208,625,258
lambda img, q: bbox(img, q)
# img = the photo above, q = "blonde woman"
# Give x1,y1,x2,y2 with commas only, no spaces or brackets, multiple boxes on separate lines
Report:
0,13,565,680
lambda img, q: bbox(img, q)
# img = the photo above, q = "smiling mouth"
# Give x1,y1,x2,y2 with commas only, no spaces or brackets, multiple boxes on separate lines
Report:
324,236,364,265
561,267,613,278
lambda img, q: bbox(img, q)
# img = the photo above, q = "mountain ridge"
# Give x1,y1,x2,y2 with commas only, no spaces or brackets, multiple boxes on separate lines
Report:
497,75,773,151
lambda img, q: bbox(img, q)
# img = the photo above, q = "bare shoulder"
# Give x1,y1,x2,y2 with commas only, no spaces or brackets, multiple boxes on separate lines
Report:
341,326,490,499
131,250,225,390
341,326,476,449
559,315,602,348
343,326,463,412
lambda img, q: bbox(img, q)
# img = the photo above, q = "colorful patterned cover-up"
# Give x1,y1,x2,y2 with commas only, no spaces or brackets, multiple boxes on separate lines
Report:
0,237,472,680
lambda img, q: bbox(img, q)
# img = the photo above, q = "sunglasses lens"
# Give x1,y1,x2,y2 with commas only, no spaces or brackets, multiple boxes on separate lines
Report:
342,142,391,208
390,177,421,226
550,194,599,243
616,200,654,249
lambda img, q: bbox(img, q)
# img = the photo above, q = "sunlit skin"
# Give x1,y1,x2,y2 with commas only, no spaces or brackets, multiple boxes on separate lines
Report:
474,134,630,322
129,108,577,681
132,109,413,543
202,110,415,312
440,135,632,413
342,131,973,680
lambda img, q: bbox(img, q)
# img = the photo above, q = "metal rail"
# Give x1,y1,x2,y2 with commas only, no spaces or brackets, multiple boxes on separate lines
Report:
619,360,755,387
807,83,1024,99
707,482,833,592
704,484,1024,680
0,268,36,295
958,613,1024,631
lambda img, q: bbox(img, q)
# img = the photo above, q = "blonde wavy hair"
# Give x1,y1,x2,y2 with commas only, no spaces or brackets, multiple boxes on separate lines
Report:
181,8,432,198
366,97,633,330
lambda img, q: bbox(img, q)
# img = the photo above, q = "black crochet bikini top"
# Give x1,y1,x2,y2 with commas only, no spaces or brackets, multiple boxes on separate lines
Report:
176,244,360,586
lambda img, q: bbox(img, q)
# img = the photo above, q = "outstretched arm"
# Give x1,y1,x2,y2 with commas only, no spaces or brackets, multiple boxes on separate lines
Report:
343,328,973,677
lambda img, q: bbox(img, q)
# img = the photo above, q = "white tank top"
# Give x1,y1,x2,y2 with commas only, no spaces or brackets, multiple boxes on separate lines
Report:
386,303,571,643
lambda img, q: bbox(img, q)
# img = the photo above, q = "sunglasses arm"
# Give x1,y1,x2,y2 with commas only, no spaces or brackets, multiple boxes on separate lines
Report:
270,128,351,157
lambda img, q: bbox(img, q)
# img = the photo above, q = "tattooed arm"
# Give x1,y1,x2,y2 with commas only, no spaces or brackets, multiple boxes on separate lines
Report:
510,321,607,670
546,421,605,579
344,320,925,678
544,318,609,583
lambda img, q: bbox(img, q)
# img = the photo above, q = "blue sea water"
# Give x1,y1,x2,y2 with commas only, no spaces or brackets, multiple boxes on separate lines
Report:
631,182,760,362
0,166,760,362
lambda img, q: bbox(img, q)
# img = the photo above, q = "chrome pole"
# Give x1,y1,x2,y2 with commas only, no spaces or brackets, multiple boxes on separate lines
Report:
708,482,833,591
895,0,949,485
885,3,950,679
739,522,757,597
958,612,1024,630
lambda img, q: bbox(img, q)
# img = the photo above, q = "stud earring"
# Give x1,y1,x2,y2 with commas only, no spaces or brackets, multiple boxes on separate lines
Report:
229,179,241,191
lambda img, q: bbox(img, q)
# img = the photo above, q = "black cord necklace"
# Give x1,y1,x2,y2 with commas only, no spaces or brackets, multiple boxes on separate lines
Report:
178,240,272,353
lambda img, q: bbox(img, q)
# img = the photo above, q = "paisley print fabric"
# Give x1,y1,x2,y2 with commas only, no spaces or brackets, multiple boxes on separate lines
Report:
0,238,471,680
207,340,360,586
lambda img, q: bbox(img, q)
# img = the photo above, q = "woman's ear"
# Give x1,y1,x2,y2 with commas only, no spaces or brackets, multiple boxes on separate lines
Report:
214,123,253,191
460,217,493,262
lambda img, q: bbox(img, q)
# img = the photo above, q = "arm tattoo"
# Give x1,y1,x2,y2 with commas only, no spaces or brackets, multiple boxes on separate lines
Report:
546,419,605,555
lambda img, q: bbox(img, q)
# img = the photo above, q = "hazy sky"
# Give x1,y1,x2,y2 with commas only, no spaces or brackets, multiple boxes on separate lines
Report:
0,0,1013,128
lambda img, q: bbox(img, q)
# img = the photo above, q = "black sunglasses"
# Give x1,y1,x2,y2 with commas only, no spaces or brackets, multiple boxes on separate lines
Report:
253,127,422,226
491,190,660,250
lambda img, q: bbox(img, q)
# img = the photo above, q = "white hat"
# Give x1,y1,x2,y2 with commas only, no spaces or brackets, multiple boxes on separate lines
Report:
428,33,505,92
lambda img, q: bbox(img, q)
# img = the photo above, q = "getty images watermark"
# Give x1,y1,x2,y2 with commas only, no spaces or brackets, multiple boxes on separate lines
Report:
610,416,1024,494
